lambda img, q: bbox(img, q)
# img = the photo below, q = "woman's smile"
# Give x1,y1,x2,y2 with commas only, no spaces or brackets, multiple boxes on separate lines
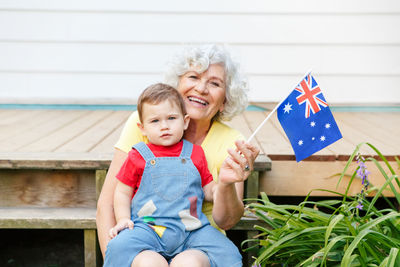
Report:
187,96,209,107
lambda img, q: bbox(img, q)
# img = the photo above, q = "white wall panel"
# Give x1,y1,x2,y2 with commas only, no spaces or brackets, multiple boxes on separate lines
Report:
1,12,399,44
1,43,399,75
248,75,400,103
1,0,399,14
1,73,399,104
0,1,399,103
0,73,162,100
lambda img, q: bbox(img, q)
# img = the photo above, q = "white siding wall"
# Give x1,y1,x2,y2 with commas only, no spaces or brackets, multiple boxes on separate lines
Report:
0,0,399,104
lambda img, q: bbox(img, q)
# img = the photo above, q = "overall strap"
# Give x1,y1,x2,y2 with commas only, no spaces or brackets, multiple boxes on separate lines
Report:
132,142,155,162
179,139,193,158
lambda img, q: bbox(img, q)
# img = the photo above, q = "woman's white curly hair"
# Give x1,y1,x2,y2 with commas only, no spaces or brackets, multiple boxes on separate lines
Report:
164,44,249,121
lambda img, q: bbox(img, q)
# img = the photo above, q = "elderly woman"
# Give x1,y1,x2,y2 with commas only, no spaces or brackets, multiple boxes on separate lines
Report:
96,44,259,266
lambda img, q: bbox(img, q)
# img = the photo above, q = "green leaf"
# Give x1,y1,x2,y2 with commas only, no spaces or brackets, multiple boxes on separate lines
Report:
256,226,327,262
386,248,400,267
359,211,400,232
367,175,397,215
325,214,345,247
368,157,400,206
341,229,373,267
379,248,399,267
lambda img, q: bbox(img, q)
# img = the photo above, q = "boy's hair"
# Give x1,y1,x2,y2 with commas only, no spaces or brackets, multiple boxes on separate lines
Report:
137,83,187,122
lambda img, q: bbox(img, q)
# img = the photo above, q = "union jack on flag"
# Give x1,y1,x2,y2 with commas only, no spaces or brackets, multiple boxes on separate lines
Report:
277,73,342,162
295,74,328,118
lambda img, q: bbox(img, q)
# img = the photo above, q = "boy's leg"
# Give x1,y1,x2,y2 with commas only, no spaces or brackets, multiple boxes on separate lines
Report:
104,223,163,267
131,250,168,267
169,249,210,267
183,225,242,267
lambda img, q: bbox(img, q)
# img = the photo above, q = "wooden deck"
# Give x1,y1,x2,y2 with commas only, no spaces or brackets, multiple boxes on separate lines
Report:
0,104,399,197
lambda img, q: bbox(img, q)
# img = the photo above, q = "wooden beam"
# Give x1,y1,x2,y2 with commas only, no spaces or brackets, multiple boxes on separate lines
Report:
0,169,96,207
0,152,112,170
84,229,97,267
96,169,107,200
0,207,96,229
260,160,399,197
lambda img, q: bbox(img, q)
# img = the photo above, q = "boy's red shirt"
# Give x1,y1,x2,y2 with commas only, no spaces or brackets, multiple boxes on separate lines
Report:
116,140,213,197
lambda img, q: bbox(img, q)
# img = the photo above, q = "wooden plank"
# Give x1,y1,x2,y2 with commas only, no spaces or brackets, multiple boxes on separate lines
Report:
0,152,111,169
337,112,400,147
20,110,113,152
0,110,90,152
89,123,124,153
334,112,398,155
0,109,47,127
259,160,399,197
0,169,96,207
0,109,65,142
55,110,131,153
322,136,364,159
0,207,96,228
365,112,400,136
0,153,269,171
312,111,373,157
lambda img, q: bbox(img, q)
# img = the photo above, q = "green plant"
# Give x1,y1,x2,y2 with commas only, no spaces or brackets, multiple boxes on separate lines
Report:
244,143,400,267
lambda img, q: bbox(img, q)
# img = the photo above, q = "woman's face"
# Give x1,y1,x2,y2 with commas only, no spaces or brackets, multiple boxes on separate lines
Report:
177,63,226,124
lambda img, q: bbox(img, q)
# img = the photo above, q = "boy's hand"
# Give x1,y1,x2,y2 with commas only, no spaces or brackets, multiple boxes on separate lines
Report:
109,218,134,239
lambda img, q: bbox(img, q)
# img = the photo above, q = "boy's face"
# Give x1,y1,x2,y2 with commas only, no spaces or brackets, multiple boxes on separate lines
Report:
138,100,189,146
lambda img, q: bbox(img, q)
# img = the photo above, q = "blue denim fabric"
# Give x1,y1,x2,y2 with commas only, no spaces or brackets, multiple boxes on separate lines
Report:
104,140,242,267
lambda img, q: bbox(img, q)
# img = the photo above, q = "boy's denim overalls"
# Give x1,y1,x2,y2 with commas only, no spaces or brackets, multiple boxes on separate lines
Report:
104,140,242,267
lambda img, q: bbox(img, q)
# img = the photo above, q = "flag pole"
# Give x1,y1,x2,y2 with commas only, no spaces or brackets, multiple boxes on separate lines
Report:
247,98,284,143
246,69,313,143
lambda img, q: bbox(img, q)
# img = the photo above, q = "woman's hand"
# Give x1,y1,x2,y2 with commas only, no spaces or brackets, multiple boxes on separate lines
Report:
218,140,260,185
109,218,134,239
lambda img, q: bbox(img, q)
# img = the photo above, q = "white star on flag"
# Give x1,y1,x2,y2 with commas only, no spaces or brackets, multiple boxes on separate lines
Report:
283,103,292,113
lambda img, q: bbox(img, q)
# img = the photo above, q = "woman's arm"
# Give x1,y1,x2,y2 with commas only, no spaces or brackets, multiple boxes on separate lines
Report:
212,140,259,230
96,149,128,257
212,181,244,230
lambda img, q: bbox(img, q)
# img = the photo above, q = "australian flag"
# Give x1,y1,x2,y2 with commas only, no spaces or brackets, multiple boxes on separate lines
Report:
277,73,342,162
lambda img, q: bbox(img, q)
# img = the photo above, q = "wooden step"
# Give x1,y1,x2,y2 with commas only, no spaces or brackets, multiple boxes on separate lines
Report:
0,207,96,229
